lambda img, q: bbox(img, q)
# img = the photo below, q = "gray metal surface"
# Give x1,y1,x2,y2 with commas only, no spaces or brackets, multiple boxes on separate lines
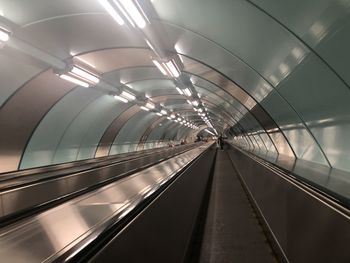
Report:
229,146,350,263
0,143,212,263
198,150,275,263
0,143,198,219
89,144,216,263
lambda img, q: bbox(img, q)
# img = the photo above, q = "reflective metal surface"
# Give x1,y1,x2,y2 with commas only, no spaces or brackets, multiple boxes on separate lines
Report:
0,143,198,219
0,144,211,263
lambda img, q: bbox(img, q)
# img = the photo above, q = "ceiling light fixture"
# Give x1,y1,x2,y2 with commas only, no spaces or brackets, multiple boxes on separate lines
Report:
140,106,150,111
176,87,183,95
114,0,148,28
183,88,192,97
70,66,99,84
121,90,136,100
152,60,167,75
192,100,199,107
114,95,128,103
145,102,155,109
164,60,180,78
161,109,167,115
59,74,89,88
98,0,124,25
0,27,10,42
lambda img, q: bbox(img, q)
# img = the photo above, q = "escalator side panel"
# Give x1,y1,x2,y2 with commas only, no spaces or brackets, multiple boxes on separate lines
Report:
228,147,350,263
89,147,216,263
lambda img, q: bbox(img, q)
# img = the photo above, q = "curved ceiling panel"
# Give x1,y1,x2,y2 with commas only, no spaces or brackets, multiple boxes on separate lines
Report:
0,0,348,176
20,87,102,169
0,70,75,173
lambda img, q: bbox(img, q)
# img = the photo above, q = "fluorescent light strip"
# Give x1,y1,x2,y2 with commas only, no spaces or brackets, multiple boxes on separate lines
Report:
71,66,99,83
113,0,135,27
145,102,155,109
114,95,128,103
156,112,163,116
187,100,192,105
183,88,192,97
205,129,215,135
0,28,10,42
121,91,136,100
140,106,149,111
59,74,89,88
192,100,199,106
176,87,183,95
167,116,172,120
116,0,146,28
98,0,124,25
164,60,180,78
152,60,167,75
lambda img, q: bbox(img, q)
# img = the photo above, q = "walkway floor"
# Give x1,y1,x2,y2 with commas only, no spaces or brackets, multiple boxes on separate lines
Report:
197,149,277,263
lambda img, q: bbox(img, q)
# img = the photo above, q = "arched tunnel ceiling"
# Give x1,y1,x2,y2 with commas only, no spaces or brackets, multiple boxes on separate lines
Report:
0,0,349,173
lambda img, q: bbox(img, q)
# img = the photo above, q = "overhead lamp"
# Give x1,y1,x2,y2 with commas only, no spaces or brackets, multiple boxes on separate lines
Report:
205,129,215,136
0,27,10,42
70,66,99,84
170,114,175,119
59,74,90,88
140,106,150,111
201,113,206,116
156,112,163,116
177,117,182,121
114,0,148,28
164,60,180,78
198,108,203,112
152,60,167,75
161,109,167,115
114,95,128,103
121,90,136,100
192,100,199,107
145,102,155,109
152,59,181,78
176,87,183,95
98,0,124,25
183,88,192,97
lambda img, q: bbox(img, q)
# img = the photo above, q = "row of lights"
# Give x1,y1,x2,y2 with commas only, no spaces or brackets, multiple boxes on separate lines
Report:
165,113,199,130
98,0,204,132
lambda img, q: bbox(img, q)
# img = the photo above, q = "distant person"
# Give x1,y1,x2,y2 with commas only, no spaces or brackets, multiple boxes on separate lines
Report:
218,135,224,150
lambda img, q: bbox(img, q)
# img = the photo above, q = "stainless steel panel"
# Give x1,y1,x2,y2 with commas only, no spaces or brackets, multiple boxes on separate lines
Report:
2,177,69,215
229,147,350,263
0,144,212,263
90,146,216,263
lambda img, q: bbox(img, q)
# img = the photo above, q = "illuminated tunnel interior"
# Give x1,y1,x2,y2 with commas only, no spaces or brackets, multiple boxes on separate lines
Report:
0,0,349,262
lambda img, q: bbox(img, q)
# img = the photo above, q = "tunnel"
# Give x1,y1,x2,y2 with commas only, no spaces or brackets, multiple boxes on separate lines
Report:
0,0,349,262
